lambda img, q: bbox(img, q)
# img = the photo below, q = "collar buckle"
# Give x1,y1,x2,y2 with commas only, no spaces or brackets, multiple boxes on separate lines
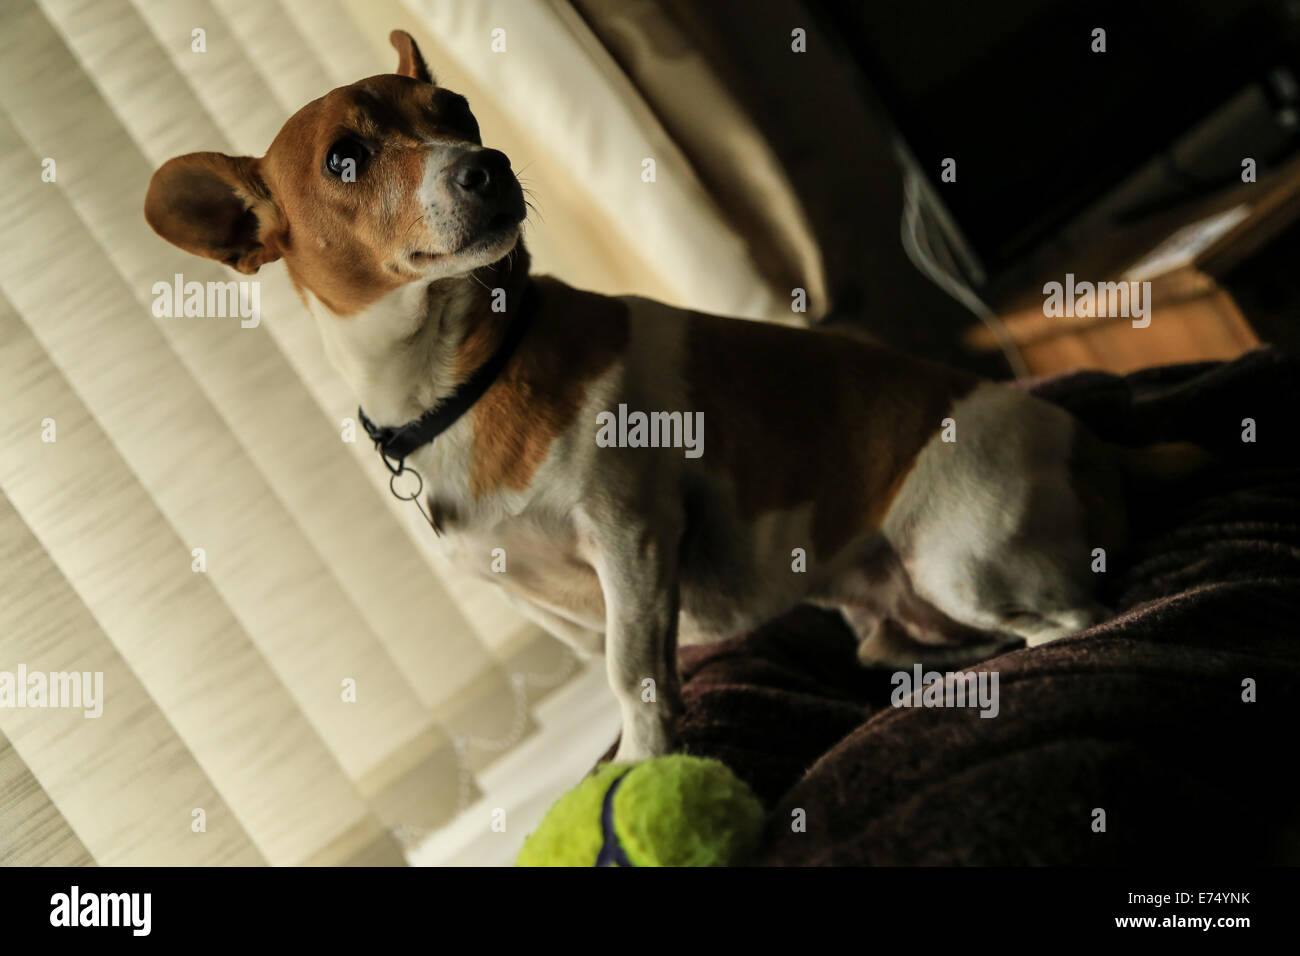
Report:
378,447,406,477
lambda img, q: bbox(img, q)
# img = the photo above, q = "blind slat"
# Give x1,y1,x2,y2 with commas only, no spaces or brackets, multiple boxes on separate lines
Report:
0,731,97,867
0,287,379,866
0,494,266,866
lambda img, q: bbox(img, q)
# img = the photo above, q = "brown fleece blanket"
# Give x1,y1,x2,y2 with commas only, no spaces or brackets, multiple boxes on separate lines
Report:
673,347,1300,865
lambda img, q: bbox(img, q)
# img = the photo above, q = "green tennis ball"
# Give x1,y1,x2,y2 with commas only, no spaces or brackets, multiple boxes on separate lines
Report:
516,755,764,867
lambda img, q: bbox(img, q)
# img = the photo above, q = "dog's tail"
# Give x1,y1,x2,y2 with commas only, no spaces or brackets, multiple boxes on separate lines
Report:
1114,440,1214,487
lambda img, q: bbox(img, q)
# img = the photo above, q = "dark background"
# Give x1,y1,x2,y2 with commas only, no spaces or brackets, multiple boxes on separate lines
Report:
578,0,1300,374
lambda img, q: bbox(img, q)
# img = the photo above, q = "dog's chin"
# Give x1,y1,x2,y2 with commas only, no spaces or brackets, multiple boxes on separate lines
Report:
459,220,522,262
407,222,520,277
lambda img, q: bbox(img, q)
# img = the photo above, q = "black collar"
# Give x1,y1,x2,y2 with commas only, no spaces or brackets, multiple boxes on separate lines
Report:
359,281,538,475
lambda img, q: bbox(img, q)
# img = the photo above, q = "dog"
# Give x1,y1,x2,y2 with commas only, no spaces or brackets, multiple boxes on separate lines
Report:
144,30,1200,762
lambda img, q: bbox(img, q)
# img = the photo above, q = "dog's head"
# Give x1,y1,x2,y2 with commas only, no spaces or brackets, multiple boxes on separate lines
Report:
144,30,525,315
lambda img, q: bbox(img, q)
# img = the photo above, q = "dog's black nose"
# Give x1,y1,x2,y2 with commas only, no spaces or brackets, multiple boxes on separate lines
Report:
451,149,511,198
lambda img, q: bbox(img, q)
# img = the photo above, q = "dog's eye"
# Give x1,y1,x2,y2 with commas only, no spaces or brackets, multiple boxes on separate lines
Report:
325,137,369,178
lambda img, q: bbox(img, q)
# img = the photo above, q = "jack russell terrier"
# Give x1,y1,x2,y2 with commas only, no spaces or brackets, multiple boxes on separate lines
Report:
145,31,1200,762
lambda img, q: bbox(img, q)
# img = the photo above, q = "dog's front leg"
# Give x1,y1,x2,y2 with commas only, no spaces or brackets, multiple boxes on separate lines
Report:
580,509,683,763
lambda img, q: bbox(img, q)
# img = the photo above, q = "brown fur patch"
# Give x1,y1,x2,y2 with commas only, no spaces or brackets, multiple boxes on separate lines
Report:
467,277,630,498
684,316,979,559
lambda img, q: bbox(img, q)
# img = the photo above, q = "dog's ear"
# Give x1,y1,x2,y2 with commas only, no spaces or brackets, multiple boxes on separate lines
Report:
390,30,434,84
144,152,282,275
